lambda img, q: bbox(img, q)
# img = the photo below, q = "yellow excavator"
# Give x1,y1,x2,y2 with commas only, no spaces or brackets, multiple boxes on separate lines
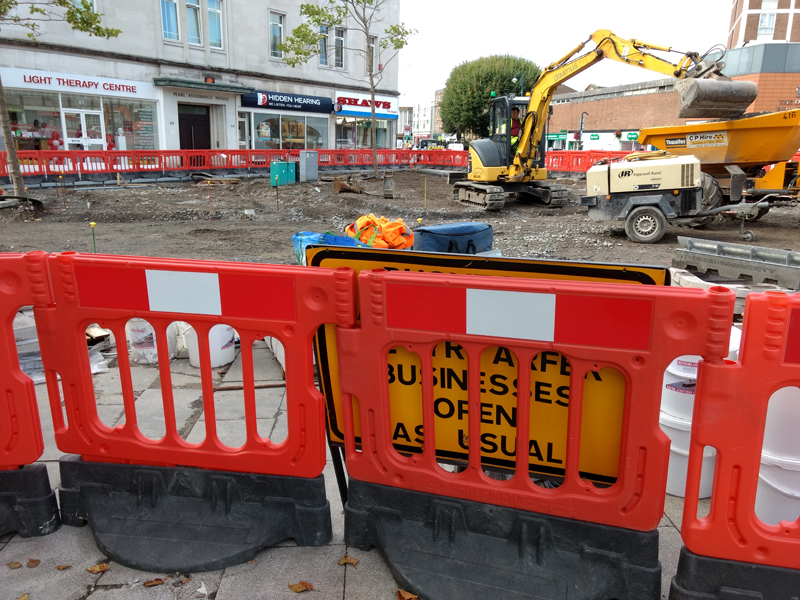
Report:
454,29,759,210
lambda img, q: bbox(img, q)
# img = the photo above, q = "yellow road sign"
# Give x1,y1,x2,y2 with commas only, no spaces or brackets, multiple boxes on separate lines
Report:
308,246,668,483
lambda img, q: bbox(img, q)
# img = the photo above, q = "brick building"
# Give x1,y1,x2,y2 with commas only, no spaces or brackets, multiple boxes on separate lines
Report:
728,0,800,48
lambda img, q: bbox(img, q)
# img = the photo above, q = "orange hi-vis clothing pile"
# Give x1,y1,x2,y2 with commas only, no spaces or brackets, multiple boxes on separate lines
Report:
344,214,414,249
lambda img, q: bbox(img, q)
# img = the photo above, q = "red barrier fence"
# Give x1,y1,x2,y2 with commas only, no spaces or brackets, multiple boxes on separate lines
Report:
682,291,800,570
1,149,470,179
545,150,629,174
337,269,735,532
0,252,51,470
34,252,356,478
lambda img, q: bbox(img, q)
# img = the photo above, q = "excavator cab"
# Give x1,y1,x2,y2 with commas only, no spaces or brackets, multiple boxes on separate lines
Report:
483,96,544,170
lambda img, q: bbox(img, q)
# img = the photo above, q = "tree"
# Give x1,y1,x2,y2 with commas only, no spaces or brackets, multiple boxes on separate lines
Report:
439,56,541,140
279,0,414,175
0,0,120,196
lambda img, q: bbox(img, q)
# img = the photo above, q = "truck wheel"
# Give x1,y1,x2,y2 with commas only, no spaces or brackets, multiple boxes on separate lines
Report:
688,173,723,228
624,206,668,243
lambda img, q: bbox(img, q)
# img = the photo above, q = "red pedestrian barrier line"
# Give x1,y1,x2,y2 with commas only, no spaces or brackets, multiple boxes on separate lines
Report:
683,291,800,570
1,149,470,179
0,252,52,469
336,270,736,531
35,252,356,478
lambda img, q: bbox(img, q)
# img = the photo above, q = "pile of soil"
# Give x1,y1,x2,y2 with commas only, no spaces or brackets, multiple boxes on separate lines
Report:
1,170,798,267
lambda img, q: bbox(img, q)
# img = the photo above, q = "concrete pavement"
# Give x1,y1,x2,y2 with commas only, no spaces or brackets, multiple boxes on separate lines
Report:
0,344,701,600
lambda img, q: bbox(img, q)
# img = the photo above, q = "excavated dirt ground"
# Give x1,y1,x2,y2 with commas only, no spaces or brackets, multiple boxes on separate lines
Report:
1,170,799,267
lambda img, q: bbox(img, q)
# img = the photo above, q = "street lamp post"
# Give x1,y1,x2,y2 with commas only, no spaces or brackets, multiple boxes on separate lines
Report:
578,111,589,150
511,74,525,96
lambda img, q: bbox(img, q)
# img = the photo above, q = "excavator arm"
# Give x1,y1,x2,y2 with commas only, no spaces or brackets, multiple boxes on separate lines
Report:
508,29,757,182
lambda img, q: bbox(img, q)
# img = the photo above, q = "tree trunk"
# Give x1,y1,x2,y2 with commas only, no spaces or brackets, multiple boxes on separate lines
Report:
369,71,378,177
0,73,25,196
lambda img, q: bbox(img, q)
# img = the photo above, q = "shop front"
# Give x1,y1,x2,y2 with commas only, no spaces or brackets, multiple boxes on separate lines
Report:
334,90,398,150
239,91,333,151
0,67,158,152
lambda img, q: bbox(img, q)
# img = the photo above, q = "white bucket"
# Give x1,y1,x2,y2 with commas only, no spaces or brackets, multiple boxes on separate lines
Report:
659,411,716,498
661,372,696,421
186,325,237,368
763,386,800,460
125,319,177,365
755,452,800,525
666,325,742,379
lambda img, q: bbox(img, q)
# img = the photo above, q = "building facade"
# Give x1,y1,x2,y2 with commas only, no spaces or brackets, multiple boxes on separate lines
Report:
432,88,444,135
0,0,400,153
398,106,413,146
728,0,800,49
412,102,433,142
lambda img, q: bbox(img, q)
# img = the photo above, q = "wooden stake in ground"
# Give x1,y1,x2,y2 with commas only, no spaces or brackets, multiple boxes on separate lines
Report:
90,222,96,253
424,177,427,214
275,174,280,213
208,179,213,220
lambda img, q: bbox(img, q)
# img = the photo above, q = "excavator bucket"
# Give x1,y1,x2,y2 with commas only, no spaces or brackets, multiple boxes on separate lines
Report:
674,78,759,119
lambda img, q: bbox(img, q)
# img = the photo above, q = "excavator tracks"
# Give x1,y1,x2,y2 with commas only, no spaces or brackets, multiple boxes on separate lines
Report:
453,182,506,211
536,183,570,207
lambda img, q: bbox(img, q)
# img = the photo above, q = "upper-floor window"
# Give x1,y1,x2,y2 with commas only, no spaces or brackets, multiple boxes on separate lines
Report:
758,12,776,38
161,0,179,41
71,0,96,11
335,28,345,68
762,0,778,8
208,0,223,49
319,26,329,66
366,35,377,74
270,12,284,58
186,0,201,45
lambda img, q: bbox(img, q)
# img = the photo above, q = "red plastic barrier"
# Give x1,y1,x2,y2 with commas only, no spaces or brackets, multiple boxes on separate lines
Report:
682,291,800,570
35,252,355,478
336,270,736,531
0,149,469,181
0,252,51,469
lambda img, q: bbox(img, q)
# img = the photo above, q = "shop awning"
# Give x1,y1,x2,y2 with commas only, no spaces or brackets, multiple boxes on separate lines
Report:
153,78,255,94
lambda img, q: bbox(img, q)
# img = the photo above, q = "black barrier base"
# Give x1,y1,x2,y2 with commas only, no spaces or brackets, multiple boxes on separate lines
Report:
345,478,661,600
58,455,332,572
670,545,800,599
0,463,60,538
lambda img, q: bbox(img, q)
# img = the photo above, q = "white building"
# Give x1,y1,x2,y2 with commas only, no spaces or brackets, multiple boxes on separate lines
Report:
0,0,400,153
412,102,433,141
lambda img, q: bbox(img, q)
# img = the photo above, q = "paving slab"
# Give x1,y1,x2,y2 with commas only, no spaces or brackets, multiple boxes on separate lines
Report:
91,365,160,396
221,346,284,384
0,525,107,600
133,387,203,440
184,417,274,447
98,561,223,599
215,545,345,600
340,546,401,600
658,525,684,599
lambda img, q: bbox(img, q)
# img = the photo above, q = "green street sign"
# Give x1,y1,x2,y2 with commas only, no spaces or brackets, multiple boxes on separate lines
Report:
560,129,567,133
590,134,600,140
627,132,639,140
546,133,567,140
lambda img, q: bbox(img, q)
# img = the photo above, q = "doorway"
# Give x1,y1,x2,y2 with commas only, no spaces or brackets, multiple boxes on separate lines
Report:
64,111,105,151
178,104,211,150
237,112,251,150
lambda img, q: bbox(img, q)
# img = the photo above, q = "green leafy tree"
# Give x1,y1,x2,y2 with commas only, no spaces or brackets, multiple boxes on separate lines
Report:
279,0,414,175
0,0,120,195
440,55,541,139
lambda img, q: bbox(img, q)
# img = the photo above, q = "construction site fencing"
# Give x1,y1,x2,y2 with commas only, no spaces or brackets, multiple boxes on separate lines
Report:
545,150,630,175
0,251,60,537
0,149,470,182
672,290,800,598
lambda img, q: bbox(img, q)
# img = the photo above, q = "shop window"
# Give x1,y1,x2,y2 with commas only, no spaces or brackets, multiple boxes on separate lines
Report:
186,0,201,45
161,0,179,41
254,113,281,150
336,116,391,150
60,94,101,111
319,26,329,66
306,117,329,149
208,0,223,49
270,12,284,59
335,28,345,68
1,90,61,152
282,117,305,150
104,98,159,151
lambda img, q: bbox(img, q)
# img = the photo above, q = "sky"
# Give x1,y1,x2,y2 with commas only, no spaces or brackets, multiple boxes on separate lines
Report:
397,0,731,108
